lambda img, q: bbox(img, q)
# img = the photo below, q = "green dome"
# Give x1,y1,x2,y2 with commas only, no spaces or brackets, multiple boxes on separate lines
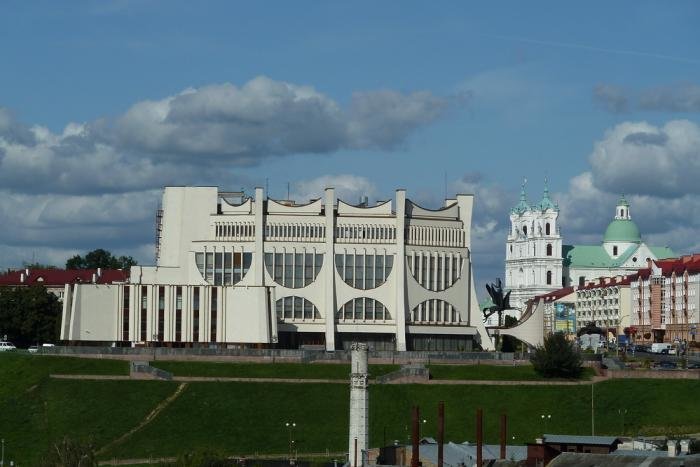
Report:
603,219,641,243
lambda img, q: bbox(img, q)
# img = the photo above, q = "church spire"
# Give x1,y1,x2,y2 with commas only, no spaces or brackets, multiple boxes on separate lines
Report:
511,178,530,214
538,177,559,211
614,194,631,220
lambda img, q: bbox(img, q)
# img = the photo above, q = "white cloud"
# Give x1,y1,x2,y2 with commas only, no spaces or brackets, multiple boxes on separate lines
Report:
589,120,700,198
594,82,700,113
291,174,376,204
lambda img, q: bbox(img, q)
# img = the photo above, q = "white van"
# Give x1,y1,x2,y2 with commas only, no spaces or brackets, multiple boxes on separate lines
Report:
0,341,17,351
651,343,672,354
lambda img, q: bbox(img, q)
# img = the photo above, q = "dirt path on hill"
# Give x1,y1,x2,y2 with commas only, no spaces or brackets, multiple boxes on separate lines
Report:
96,382,188,456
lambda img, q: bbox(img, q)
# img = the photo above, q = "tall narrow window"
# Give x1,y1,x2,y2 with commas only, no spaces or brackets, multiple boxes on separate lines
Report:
613,246,618,256
210,288,218,343
175,286,182,342
546,270,552,285
157,287,165,341
122,286,130,341
523,225,528,236
546,244,553,256
140,286,148,341
193,288,200,343
545,223,551,235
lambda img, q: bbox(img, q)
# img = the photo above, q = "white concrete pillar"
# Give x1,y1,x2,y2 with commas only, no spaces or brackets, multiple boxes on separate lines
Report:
324,188,337,351
348,342,369,467
395,189,407,351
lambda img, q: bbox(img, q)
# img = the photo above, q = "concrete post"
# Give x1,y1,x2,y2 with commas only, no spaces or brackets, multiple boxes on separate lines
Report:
348,343,368,467
324,188,336,351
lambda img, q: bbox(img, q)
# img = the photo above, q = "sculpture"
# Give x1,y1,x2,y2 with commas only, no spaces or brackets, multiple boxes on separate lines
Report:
484,278,511,327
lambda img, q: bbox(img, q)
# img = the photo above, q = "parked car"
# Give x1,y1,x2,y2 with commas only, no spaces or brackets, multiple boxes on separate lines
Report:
0,341,17,351
687,362,700,369
28,345,39,353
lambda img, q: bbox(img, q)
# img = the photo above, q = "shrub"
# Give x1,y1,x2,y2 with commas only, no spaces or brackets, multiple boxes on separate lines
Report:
530,332,583,379
39,437,97,467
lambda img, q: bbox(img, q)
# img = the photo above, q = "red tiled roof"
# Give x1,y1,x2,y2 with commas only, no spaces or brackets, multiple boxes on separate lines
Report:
0,268,128,286
534,286,575,302
632,254,700,280
578,274,636,290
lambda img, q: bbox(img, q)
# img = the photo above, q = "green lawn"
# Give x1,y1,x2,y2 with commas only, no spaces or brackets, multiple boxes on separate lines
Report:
102,379,700,460
3,354,700,465
153,361,400,380
427,363,595,381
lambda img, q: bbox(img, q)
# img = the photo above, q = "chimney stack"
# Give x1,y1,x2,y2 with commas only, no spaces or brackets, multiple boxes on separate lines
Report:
411,406,420,467
97,267,102,278
500,414,507,460
20,273,25,283
437,401,444,467
476,409,483,467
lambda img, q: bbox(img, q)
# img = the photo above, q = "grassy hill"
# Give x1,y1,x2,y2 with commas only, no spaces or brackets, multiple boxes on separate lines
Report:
2,354,699,465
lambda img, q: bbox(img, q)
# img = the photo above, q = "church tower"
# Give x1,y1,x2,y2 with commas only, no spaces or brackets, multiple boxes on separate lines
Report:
505,180,563,313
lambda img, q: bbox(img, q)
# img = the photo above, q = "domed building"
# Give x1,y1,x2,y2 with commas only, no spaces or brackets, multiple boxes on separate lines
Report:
563,196,675,288
505,189,675,313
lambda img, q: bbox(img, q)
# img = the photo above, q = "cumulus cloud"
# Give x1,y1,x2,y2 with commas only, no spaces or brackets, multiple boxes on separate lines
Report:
588,120,700,198
290,174,376,204
108,76,451,160
594,82,700,113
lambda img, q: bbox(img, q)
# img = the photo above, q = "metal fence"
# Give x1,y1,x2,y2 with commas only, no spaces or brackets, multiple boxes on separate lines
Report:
42,345,516,364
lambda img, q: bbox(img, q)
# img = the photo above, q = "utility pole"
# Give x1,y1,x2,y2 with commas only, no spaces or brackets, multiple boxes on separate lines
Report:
591,384,595,436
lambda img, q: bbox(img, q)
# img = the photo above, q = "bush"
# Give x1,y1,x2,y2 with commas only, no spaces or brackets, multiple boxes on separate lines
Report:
530,332,583,379
39,437,97,467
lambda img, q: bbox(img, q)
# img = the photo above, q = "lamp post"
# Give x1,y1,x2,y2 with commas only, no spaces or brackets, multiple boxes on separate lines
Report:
618,409,627,436
1,438,4,467
286,422,296,464
540,414,551,433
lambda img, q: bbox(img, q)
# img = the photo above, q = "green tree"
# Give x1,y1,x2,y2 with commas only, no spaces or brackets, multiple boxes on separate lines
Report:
0,285,62,347
66,248,137,270
39,437,97,467
530,332,583,379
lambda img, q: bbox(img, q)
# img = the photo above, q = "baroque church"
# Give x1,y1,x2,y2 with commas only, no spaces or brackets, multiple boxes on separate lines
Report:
504,182,675,312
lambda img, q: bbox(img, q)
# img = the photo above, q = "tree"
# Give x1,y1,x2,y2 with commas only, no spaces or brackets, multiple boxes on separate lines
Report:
530,332,583,379
0,285,62,347
39,437,97,467
66,249,137,270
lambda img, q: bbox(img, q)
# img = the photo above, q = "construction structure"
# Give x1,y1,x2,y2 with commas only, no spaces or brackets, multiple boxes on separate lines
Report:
348,342,369,467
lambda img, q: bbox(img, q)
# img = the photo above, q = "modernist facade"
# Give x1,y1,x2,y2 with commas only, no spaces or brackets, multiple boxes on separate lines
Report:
61,187,492,351
505,190,674,312
631,255,700,344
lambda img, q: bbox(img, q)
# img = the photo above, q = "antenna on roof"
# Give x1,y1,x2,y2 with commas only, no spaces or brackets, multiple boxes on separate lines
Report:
287,182,290,200
265,178,269,199
444,171,447,200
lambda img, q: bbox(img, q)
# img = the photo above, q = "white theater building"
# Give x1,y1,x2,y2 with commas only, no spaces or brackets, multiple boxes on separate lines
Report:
61,186,492,351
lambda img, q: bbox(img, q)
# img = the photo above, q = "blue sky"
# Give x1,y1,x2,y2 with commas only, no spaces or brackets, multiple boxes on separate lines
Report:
1,1,699,294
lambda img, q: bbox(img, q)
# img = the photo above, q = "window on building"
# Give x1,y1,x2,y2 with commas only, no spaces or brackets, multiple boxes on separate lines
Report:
523,225,528,236
546,223,551,235
140,286,148,342
546,244,553,256
335,253,394,290
157,286,165,341
265,250,324,288
337,297,390,322
210,288,217,343
275,296,321,321
122,286,130,342
193,288,200,343
410,299,459,324
175,286,182,342
579,276,586,287
613,246,618,256
407,252,462,291
547,271,552,285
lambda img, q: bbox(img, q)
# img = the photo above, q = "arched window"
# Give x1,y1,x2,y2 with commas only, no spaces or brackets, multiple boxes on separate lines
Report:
523,225,528,236
613,246,618,256
546,244,553,256
546,270,552,285
545,223,551,235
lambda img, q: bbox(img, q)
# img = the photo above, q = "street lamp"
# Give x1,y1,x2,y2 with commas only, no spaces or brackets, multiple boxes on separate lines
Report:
1,438,4,467
285,422,296,464
618,409,627,436
541,414,551,433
